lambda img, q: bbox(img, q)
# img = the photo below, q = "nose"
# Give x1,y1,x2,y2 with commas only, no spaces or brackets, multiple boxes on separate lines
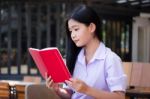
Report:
71,32,76,39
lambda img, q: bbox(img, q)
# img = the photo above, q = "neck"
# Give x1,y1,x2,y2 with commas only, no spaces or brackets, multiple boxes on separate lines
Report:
84,37,100,64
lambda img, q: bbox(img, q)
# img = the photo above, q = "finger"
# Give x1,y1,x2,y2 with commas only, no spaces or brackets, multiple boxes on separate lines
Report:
69,78,79,83
48,79,54,88
46,76,51,87
71,78,80,83
46,76,51,82
45,72,47,79
65,80,72,86
69,78,74,82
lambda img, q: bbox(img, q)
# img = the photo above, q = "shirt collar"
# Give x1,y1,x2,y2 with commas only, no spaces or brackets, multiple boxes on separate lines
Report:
77,42,106,64
92,42,106,60
77,48,85,65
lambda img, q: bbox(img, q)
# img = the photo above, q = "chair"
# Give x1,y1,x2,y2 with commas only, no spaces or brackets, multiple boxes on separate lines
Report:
0,82,10,99
130,62,143,87
122,62,133,87
25,84,61,99
139,63,150,87
125,62,150,99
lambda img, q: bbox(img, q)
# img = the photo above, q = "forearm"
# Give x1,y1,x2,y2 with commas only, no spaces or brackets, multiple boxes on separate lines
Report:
85,86,125,99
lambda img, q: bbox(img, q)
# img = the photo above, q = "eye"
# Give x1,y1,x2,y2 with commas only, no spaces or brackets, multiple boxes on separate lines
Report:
74,28,79,31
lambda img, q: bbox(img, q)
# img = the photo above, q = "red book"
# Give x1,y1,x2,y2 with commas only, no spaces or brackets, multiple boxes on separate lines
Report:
28,47,71,83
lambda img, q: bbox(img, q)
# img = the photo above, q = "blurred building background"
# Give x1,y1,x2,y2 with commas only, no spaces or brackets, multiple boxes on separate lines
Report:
0,0,150,80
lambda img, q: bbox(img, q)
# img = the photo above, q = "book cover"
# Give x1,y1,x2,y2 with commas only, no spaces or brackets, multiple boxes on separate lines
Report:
28,47,71,83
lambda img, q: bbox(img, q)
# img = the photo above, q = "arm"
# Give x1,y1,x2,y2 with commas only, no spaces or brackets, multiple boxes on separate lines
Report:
85,86,125,99
65,78,125,99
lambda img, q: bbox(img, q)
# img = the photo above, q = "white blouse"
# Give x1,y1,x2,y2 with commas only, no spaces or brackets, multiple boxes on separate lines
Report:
71,42,127,99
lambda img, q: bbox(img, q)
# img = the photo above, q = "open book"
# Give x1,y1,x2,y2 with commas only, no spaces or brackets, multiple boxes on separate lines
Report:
28,47,71,83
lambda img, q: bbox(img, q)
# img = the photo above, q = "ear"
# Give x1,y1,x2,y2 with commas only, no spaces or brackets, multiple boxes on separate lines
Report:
89,23,96,33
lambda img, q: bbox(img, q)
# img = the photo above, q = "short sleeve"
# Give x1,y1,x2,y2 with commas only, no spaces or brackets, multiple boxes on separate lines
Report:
105,53,127,92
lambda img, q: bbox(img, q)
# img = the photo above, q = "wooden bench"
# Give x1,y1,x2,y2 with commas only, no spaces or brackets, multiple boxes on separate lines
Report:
14,85,26,99
123,62,150,99
0,82,10,99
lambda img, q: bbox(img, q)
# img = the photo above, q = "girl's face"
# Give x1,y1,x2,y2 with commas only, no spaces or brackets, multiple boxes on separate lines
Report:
68,19,95,47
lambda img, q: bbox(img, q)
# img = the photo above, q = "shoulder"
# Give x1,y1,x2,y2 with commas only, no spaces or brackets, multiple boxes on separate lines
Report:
104,48,122,69
105,47,121,60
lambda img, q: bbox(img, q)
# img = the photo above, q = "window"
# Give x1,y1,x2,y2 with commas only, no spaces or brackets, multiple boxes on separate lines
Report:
0,2,132,80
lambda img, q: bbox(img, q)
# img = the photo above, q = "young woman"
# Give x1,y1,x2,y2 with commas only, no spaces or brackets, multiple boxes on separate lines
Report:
46,5,127,99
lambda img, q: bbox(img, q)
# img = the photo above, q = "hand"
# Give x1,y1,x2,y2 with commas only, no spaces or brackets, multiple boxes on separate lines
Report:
65,78,89,93
45,72,59,92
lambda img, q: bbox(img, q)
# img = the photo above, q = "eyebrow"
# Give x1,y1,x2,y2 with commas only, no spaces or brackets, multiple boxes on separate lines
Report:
69,25,79,30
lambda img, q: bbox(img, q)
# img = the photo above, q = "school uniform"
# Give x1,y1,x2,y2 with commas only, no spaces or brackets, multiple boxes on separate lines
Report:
71,42,127,99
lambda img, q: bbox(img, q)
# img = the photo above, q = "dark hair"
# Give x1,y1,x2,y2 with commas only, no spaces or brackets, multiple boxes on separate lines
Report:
66,5,102,75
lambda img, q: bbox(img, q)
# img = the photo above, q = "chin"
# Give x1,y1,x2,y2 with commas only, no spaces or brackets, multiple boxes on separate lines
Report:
75,43,84,47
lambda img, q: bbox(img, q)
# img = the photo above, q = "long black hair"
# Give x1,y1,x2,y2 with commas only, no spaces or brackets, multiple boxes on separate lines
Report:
66,5,102,75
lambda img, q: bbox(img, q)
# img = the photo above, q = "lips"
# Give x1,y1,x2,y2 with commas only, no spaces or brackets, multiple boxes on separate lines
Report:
74,40,79,43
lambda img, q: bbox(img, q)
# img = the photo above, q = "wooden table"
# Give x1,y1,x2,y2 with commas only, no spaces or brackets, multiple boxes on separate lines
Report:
126,87,150,99
0,80,34,99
